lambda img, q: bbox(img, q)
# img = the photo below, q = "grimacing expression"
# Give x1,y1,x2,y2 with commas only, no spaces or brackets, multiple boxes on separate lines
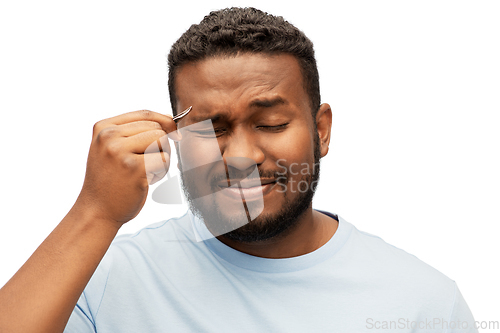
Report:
174,53,327,242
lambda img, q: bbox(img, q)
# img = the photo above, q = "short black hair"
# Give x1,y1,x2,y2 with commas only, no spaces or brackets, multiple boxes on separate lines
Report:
167,7,320,119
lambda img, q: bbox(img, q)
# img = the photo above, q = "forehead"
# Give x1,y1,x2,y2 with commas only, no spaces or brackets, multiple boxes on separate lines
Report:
174,53,310,121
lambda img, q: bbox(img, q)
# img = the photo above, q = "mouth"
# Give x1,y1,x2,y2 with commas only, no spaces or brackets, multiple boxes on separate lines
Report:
216,178,278,201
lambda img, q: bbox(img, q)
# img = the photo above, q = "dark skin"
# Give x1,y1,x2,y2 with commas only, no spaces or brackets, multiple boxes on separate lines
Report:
0,96,178,333
175,53,338,258
0,52,336,332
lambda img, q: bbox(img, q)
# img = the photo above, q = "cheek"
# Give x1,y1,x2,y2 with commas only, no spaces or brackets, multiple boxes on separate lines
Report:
261,127,315,167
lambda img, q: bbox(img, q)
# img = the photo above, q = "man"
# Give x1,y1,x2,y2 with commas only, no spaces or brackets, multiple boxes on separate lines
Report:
0,7,477,333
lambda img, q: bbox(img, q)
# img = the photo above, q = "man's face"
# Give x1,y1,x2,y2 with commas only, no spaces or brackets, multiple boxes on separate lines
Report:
174,53,323,242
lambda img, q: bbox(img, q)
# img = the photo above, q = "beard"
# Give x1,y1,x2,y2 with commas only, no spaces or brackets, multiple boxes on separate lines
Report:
179,133,321,243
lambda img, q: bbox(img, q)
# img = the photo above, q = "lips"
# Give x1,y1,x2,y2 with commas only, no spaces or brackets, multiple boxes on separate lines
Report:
216,178,277,201
216,178,276,188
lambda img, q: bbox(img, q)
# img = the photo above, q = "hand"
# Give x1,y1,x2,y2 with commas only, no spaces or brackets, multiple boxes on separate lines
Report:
75,110,178,225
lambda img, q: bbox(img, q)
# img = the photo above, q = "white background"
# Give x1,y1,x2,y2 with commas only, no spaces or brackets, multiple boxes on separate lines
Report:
1,0,498,328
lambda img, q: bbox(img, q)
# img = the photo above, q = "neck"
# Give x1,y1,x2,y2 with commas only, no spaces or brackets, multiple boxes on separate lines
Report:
216,207,338,259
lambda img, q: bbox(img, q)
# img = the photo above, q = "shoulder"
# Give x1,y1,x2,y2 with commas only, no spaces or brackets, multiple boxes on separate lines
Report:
344,218,450,277
338,216,458,310
114,212,193,246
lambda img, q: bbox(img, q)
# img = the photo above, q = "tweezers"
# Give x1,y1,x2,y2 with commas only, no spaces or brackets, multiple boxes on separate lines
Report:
172,106,193,123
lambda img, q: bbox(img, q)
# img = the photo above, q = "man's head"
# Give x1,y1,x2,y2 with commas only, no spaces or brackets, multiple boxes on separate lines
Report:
168,7,320,119
167,8,331,243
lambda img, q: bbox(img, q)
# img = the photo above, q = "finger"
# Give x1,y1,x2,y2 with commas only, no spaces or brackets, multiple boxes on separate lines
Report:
148,134,171,159
143,152,170,185
116,120,163,137
125,130,171,155
96,110,178,136
96,120,182,143
148,170,168,185
117,120,181,142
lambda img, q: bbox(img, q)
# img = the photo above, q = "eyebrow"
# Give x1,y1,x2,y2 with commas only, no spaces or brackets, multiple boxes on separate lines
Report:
186,97,288,124
188,113,225,124
249,96,286,108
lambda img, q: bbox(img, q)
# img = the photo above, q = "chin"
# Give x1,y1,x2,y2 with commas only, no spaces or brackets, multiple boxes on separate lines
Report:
180,145,321,242
199,188,313,243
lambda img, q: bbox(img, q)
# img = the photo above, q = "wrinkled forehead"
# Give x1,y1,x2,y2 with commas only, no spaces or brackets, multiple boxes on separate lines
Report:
173,53,309,122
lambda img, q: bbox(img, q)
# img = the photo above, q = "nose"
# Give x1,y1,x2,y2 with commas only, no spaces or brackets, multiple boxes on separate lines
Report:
222,129,265,171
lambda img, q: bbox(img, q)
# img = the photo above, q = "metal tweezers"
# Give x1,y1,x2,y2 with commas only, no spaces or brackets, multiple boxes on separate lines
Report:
172,106,193,123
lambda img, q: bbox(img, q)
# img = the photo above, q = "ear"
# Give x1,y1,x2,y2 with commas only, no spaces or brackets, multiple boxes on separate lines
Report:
315,103,332,158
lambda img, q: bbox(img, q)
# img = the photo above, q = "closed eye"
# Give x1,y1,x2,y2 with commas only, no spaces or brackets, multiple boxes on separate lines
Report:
201,128,227,137
191,124,288,137
189,128,226,137
257,123,289,131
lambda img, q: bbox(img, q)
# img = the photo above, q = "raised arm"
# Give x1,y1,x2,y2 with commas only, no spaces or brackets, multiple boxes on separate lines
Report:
0,110,178,333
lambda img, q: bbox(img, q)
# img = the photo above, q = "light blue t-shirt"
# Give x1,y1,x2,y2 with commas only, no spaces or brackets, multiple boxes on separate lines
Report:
64,211,477,332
